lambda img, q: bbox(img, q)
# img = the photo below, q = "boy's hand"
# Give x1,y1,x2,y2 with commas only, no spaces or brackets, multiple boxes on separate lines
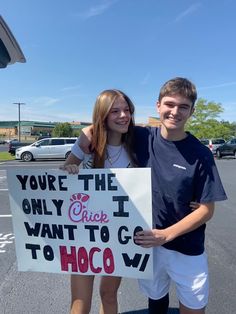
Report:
134,229,167,248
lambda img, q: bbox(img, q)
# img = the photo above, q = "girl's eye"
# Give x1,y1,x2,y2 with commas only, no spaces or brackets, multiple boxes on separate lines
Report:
110,107,130,114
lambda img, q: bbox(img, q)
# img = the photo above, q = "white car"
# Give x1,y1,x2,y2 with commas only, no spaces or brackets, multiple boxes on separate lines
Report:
15,137,77,161
200,138,225,154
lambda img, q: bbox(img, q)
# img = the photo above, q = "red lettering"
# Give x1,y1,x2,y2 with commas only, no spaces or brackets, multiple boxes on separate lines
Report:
60,246,114,274
60,246,78,272
89,247,102,273
103,247,115,274
78,247,89,273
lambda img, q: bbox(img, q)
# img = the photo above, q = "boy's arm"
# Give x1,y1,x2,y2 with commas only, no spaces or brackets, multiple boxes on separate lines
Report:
59,152,82,174
134,203,214,247
79,125,94,153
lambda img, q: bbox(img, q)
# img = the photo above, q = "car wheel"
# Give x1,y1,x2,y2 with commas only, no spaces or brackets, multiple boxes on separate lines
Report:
21,152,33,162
216,150,222,159
65,151,71,159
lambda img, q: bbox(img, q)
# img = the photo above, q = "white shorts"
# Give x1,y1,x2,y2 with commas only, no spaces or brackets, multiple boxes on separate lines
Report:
139,246,209,310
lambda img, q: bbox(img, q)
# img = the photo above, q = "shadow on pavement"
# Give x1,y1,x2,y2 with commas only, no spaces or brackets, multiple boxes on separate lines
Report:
122,307,179,314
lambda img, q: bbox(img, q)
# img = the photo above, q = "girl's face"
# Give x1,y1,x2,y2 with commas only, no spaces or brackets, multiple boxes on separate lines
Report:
106,96,132,134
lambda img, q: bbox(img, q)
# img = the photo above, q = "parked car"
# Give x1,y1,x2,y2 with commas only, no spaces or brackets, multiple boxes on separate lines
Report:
8,140,32,155
215,138,236,158
37,135,52,140
15,137,77,161
200,138,225,154
5,138,18,144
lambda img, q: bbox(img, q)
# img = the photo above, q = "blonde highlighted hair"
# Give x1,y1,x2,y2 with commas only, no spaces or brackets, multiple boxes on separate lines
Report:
91,89,136,168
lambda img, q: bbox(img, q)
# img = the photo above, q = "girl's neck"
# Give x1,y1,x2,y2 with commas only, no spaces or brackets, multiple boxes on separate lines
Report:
107,132,122,146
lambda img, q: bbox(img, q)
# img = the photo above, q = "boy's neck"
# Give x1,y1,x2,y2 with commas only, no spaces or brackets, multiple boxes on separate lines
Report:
160,126,187,141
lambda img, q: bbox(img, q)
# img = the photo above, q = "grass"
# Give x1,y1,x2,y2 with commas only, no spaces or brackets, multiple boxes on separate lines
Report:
0,152,15,161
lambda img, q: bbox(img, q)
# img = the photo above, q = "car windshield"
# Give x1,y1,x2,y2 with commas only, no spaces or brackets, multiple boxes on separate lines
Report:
200,139,209,145
212,139,225,144
34,139,50,146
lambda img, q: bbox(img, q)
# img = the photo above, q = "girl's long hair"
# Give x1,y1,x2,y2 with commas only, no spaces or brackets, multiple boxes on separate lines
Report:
91,89,136,168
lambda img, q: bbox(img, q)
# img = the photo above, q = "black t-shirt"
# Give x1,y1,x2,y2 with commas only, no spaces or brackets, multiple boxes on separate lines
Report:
134,126,227,255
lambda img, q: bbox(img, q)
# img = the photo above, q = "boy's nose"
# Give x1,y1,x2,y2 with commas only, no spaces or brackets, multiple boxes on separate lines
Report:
171,106,179,115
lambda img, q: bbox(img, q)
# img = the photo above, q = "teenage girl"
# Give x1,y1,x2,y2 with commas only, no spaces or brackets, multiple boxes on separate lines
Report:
60,89,137,314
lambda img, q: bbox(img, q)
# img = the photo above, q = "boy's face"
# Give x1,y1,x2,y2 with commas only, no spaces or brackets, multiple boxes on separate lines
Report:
157,94,194,138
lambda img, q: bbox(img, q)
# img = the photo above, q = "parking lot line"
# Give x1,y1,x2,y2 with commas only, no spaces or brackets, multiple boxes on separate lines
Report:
0,214,12,217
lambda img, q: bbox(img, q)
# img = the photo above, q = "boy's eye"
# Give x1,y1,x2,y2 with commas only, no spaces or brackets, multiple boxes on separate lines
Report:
179,105,190,110
165,103,174,107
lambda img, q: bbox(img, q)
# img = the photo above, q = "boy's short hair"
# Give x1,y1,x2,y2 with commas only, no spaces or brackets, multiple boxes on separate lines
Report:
158,77,197,106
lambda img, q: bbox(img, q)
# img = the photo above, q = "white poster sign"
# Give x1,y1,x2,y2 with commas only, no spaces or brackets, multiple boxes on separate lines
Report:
7,168,153,279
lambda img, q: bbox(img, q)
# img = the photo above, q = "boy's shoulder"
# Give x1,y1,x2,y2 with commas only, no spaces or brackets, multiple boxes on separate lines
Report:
181,133,216,165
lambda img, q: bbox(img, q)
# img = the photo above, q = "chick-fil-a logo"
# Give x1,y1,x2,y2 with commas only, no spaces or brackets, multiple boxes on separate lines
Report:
68,193,109,223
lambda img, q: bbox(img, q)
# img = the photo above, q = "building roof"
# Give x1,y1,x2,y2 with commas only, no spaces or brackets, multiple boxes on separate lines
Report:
0,120,90,129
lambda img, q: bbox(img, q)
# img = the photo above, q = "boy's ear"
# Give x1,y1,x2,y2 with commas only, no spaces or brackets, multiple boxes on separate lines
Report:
190,106,195,116
156,101,160,113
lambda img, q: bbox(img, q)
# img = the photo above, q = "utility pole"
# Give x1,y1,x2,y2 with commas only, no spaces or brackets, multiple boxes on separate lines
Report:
13,102,25,142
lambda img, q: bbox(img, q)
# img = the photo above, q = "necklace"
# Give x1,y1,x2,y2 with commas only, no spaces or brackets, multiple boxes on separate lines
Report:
106,145,123,165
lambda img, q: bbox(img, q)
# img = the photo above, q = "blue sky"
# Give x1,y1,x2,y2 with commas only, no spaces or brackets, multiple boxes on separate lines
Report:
1,0,236,124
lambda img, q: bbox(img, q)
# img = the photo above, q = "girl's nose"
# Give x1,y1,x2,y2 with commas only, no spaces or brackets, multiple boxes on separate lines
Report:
120,110,126,117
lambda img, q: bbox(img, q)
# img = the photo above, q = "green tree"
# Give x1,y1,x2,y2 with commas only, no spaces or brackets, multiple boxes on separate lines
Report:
73,129,82,137
52,122,73,137
186,98,229,139
220,121,236,138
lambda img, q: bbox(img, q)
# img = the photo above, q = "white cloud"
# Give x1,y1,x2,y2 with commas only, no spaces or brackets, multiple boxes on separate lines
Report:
61,85,81,92
31,97,60,107
174,3,201,23
79,0,118,19
198,81,236,90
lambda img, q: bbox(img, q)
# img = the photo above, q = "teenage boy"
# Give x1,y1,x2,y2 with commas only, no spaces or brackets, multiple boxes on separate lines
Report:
76,77,227,314
133,77,227,314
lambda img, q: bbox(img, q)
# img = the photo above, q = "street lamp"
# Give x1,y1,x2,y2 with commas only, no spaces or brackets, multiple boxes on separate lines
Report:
13,102,25,142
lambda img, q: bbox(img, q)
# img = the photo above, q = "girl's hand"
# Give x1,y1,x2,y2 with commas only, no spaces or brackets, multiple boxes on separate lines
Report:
190,201,200,211
59,164,80,174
